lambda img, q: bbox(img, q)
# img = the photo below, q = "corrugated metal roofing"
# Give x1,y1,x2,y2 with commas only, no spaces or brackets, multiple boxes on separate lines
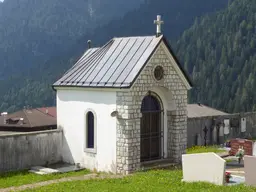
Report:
187,104,230,118
53,35,192,88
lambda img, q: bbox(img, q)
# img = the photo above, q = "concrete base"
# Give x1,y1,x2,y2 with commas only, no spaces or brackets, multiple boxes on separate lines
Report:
227,175,245,186
29,164,84,175
140,159,178,171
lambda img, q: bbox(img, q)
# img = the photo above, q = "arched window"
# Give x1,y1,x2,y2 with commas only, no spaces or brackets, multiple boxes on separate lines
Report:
86,111,94,149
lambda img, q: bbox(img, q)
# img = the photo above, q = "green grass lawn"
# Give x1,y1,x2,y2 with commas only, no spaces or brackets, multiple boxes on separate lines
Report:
0,169,90,189
23,170,255,192
186,145,226,154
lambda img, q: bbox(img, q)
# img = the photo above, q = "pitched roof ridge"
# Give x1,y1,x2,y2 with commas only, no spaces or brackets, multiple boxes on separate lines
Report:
187,103,229,115
74,48,100,65
35,108,56,118
120,35,163,85
53,34,193,89
104,37,139,84
61,40,114,84
62,47,100,76
23,109,32,127
114,35,158,39
89,38,124,84
119,36,155,84
201,104,229,114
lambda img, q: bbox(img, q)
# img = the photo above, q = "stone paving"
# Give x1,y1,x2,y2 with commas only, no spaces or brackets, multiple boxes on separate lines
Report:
225,159,245,185
227,175,245,186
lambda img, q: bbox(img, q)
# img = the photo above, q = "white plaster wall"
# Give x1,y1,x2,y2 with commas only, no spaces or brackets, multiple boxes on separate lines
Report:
56,89,117,173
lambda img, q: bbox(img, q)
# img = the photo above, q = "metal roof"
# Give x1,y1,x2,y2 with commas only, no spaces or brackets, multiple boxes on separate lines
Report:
187,104,230,118
53,35,192,89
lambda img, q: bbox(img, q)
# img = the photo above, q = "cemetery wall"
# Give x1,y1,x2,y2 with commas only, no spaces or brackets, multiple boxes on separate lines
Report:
187,112,256,148
187,116,214,148
0,129,62,172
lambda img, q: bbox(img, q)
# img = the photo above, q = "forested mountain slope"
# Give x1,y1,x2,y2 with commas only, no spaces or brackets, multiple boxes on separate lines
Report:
0,0,143,78
176,0,256,112
0,0,229,112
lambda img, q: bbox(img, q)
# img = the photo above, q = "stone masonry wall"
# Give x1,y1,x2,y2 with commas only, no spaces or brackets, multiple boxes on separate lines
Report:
116,43,188,174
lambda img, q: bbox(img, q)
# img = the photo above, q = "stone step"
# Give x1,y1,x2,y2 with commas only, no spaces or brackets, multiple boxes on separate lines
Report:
141,159,178,171
228,170,245,174
56,165,82,173
28,169,48,175
142,163,177,171
30,166,60,174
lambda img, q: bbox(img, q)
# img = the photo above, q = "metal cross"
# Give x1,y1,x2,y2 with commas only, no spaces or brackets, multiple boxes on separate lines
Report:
154,15,164,37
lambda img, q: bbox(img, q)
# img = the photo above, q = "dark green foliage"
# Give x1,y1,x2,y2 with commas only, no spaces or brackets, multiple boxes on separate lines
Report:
0,0,230,112
176,0,256,113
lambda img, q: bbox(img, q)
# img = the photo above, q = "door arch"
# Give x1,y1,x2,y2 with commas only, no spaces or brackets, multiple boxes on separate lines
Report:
140,92,163,162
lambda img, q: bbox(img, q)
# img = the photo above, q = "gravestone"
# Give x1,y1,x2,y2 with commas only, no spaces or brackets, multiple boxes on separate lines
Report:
253,142,256,156
230,139,253,156
244,155,256,186
219,125,224,144
224,119,230,135
213,126,217,144
182,153,226,185
197,133,202,146
241,118,246,133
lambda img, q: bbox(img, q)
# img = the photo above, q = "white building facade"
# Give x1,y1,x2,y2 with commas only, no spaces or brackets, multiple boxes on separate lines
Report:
54,20,192,174
56,89,117,172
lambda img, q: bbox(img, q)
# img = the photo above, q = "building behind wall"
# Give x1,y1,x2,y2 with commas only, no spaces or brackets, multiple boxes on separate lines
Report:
187,103,230,148
187,103,256,148
53,15,193,174
0,107,57,132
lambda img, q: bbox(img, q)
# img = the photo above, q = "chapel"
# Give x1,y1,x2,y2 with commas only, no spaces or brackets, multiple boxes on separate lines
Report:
53,15,193,174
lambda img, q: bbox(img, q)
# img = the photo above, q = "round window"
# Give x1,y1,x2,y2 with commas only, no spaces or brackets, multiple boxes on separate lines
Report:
154,66,164,81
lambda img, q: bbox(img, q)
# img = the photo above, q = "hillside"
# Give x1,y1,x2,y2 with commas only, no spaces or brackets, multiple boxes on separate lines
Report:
0,0,230,112
0,0,143,78
176,0,256,112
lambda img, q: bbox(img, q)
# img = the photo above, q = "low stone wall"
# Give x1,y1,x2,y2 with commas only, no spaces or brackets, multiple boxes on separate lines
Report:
0,129,62,172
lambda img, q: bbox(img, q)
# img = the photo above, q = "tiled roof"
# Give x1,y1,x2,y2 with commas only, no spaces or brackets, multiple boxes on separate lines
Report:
37,107,57,118
187,104,230,118
53,35,192,88
0,107,56,128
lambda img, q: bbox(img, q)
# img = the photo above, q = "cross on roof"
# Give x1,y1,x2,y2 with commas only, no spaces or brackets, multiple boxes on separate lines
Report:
154,15,164,37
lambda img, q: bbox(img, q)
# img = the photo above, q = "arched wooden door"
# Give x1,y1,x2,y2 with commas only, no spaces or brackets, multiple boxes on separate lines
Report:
140,93,162,162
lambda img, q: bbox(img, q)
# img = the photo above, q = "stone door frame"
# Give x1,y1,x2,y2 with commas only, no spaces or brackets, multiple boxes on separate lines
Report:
140,91,165,162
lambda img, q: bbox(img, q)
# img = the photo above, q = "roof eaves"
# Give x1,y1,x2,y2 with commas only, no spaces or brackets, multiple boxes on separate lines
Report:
35,108,56,118
23,109,33,127
52,84,130,89
162,37,193,88
52,38,115,90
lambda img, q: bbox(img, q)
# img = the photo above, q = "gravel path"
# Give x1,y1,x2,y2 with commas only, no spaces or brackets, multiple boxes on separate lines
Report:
0,174,125,192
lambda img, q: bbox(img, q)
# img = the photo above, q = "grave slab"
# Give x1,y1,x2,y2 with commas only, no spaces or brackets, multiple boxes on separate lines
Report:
244,155,256,187
253,142,256,156
182,152,226,185
227,175,245,186
230,139,253,156
29,164,84,175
